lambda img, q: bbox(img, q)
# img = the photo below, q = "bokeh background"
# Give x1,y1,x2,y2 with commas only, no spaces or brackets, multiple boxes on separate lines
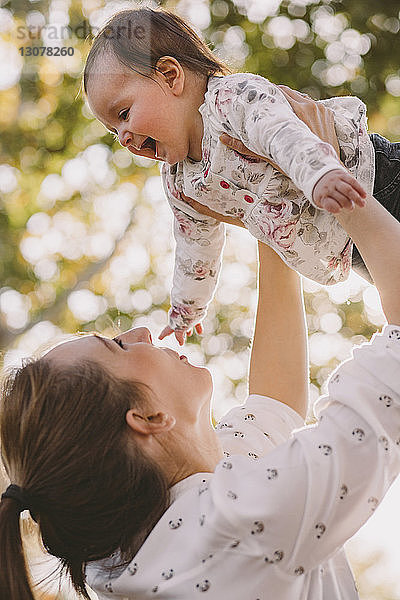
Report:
1,0,400,597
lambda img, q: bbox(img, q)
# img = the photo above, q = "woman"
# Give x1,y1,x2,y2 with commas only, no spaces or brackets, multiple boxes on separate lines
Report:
0,159,399,600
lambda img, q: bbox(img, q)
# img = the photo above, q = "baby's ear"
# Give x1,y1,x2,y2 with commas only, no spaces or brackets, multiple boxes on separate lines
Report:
156,56,184,94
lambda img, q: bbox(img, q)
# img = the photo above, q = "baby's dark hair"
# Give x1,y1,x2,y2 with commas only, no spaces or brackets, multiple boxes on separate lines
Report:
0,357,170,599
82,6,230,95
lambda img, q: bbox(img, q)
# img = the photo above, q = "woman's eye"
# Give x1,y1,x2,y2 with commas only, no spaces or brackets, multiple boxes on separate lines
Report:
113,337,125,349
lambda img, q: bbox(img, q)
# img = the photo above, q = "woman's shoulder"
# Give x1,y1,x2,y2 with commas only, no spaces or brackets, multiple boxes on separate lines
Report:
215,394,305,455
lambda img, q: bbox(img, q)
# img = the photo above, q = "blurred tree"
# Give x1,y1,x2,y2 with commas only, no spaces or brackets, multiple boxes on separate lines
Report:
1,0,398,394
0,0,397,349
1,1,400,598
348,547,400,600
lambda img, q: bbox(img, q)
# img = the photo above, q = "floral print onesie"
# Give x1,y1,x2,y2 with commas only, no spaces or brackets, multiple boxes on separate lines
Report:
160,73,375,331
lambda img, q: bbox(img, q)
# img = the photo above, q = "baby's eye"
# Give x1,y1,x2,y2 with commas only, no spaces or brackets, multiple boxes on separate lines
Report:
113,337,125,349
119,109,129,121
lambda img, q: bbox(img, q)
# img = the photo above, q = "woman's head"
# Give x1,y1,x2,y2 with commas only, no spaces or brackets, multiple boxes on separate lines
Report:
48,327,212,419
0,352,168,599
0,327,217,599
82,7,230,164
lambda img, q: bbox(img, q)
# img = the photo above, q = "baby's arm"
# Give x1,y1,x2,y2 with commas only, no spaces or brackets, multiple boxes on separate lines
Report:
159,201,226,345
213,75,365,214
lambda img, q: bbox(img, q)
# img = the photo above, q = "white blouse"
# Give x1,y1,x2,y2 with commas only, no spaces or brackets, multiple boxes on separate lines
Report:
86,325,400,600
160,72,375,331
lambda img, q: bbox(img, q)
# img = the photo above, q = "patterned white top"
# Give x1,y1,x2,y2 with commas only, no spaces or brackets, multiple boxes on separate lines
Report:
86,325,400,600
161,73,375,330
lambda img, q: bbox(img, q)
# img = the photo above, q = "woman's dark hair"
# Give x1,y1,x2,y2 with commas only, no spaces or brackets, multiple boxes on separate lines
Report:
82,6,230,96
0,357,170,599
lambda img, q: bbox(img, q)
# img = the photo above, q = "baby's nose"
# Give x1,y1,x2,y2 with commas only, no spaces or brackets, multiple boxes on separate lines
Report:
120,131,133,147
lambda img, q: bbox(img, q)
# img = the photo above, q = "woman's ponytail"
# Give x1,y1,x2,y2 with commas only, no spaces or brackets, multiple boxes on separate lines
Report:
0,358,171,599
0,497,35,600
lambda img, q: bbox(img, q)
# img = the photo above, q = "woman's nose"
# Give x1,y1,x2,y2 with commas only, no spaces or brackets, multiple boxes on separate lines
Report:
122,327,153,344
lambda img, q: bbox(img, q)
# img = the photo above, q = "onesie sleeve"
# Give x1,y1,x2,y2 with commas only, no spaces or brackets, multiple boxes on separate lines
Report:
208,74,347,206
161,166,226,331
199,325,400,574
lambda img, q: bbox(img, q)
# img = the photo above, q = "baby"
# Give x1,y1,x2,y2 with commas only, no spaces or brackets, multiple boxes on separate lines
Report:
83,7,398,344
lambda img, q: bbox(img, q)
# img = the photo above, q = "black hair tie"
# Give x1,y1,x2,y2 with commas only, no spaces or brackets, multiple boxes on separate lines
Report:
1,484,37,520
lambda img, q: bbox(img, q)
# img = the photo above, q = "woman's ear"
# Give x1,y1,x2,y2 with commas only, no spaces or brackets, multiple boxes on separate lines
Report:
126,409,176,435
155,56,185,95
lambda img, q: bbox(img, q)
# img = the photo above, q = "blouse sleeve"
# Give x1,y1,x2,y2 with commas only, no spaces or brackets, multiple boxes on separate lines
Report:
215,395,305,458
161,168,226,331
199,325,400,574
209,74,347,206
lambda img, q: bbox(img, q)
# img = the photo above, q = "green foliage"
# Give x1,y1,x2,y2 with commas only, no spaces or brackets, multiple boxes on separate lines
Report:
1,0,398,375
1,0,399,385
1,1,399,597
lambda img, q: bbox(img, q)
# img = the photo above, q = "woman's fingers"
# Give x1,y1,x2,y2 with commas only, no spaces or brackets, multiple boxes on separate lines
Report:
219,133,245,153
180,191,245,228
219,134,265,160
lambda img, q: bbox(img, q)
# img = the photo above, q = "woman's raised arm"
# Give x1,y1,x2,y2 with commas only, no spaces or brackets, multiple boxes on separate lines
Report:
336,194,400,324
249,242,308,419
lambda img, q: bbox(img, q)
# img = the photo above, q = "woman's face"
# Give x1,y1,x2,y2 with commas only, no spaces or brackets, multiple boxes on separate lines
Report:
45,327,213,423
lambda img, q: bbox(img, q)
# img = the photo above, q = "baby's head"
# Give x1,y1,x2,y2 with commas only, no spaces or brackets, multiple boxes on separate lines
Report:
83,7,229,164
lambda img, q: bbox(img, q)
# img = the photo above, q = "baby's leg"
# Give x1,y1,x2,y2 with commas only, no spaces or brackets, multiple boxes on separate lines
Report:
352,133,400,283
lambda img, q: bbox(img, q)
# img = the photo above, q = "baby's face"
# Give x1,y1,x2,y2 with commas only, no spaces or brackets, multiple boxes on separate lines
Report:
86,52,199,165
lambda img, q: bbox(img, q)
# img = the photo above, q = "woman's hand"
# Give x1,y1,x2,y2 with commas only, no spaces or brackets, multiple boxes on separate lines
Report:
219,133,267,161
179,192,245,228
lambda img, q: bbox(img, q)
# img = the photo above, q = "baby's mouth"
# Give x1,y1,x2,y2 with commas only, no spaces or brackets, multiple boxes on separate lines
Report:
140,136,158,157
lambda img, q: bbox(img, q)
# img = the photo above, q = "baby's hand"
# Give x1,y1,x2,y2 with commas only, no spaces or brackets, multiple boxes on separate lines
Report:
312,169,367,214
158,323,204,346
